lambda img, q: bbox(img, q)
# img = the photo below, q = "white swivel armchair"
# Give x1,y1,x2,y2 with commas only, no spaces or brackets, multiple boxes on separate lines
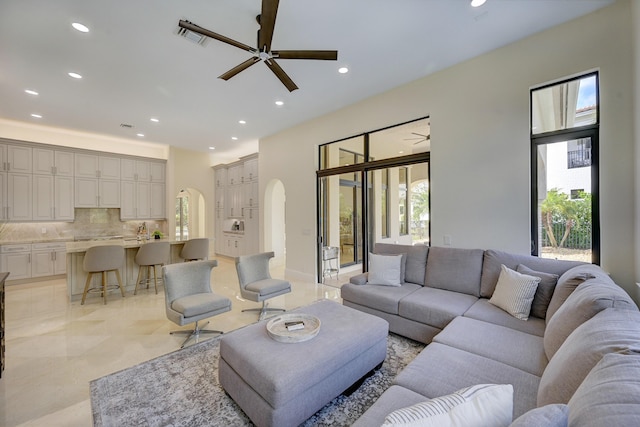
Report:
163,260,231,348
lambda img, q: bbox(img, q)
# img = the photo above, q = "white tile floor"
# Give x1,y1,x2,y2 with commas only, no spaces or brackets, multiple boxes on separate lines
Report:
0,257,349,427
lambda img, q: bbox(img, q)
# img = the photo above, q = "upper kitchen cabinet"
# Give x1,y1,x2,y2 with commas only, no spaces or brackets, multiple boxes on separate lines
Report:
32,148,73,176
32,174,74,221
121,158,150,181
74,153,120,179
7,173,32,220
2,144,32,173
149,161,165,182
243,157,258,182
75,177,119,208
227,164,243,186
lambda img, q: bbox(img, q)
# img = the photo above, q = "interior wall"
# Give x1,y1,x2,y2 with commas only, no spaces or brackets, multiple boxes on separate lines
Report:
260,0,637,296
633,0,640,301
169,147,215,252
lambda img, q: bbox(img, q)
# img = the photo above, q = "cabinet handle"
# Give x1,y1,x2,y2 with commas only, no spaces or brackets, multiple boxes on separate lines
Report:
28,253,31,263
6,162,10,171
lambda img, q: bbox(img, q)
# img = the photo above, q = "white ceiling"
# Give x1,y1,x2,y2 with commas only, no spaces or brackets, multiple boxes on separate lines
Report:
0,0,614,162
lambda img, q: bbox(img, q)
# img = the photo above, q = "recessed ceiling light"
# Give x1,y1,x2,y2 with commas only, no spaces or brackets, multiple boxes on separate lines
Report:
25,89,39,95
150,118,159,123
31,113,42,118
471,0,486,7
238,120,246,124
338,67,349,74
231,137,238,141
136,133,145,137
68,72,82,79
275,100,284,106
209,146,216,150
72,22,90,33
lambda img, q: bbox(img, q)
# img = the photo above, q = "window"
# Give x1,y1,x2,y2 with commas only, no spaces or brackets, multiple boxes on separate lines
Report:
399,167,408,235
381,170,389,238
317,117,430,282
530,72,599,264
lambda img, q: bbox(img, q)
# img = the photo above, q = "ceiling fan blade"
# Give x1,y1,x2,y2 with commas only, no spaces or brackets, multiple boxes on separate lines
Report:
265,58,298,92
272,50,338,60
258,0,279,52
179,20,257,53
218,57,261,81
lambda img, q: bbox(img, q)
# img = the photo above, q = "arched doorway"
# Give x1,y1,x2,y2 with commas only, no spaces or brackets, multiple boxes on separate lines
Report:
175,187,206,239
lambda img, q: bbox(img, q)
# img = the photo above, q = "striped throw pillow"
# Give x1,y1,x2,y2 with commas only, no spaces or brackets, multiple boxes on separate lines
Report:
489,264,541,320
382,384,513,427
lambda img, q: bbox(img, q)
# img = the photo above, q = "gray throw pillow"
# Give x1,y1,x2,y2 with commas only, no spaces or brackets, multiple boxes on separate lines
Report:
516,264,558,320
367,253,403,286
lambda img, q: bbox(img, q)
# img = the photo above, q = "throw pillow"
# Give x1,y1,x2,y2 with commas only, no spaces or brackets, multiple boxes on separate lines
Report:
367,253,403,286
516,264,559,319
382,384,513,427
488,265,541,320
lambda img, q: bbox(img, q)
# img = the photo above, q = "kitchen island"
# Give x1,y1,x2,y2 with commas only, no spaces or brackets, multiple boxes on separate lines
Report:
65,238,194,300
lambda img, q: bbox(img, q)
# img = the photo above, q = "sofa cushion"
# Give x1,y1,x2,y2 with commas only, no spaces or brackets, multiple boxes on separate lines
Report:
464,299,546,337
567,351,640,426
382,384,513,427
341,282,421,315
509,404,568,427
488,265,540,321
375,243,429,285
545,264,612,323
395,342,540,418
398,287,477,329
516,264,558,320
368,253,404,286
433,317,547,376
543,279,638,360
538,308,640,406
480,249,583,298
425,247,484,296
352,385,431,427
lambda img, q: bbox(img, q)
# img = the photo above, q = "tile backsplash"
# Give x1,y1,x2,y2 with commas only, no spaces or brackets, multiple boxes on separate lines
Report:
0,209,167,243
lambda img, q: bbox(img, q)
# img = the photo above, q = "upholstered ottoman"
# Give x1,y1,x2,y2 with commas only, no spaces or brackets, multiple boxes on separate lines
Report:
218,299,389,427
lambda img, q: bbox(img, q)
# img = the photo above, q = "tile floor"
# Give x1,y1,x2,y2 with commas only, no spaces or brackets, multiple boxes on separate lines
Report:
0,257,349,427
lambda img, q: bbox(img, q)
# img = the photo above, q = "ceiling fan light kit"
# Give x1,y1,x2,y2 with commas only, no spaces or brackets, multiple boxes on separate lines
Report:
178,0,338,92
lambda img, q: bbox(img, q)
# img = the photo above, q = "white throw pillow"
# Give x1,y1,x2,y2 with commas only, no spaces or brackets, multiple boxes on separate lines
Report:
489,264,541,320
382,384,513,427
367,253,403,286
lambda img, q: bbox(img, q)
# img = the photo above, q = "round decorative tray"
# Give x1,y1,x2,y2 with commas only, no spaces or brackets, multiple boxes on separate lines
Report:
266,313,321,343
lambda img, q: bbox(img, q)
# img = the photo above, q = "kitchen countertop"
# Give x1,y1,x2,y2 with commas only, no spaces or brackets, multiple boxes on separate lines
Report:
0,238,74,245
65,238,188,253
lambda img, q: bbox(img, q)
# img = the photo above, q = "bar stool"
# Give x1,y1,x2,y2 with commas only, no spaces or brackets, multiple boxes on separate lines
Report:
134,241,170,294
180,238,209,262
81,245,126,305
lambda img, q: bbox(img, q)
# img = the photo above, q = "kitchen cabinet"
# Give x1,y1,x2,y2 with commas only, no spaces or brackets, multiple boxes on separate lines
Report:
243,181,259,207
75,177,120,208
150,161,165,182
244,207,259,255
0,173,5,221
0,244,32,280
227,164,243,186
121,181,164,220
32,174,74,221
121,158,150,181
227,187,243,218
149,182,165,218
31,242,67,277
74,153,120,179
223,233,244,257
214,208,225,254
243,157,258,182
4,144,32,173
7,173,32,220
32,148,74,176
215,168,227,188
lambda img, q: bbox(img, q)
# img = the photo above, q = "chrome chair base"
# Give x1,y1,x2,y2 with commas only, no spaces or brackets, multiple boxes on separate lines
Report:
169,320,222,348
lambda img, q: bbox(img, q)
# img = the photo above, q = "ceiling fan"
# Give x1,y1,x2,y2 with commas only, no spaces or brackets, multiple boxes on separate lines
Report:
178,0,338,92
404,133,431,144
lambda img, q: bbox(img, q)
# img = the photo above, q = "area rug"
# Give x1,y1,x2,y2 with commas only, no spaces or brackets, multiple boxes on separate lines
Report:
90,332,425,427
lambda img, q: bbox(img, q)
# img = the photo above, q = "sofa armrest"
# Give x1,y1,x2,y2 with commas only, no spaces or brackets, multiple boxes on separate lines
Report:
350,273,369,285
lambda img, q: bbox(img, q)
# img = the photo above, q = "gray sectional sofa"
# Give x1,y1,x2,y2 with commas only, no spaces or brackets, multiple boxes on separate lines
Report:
341,243,640,426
